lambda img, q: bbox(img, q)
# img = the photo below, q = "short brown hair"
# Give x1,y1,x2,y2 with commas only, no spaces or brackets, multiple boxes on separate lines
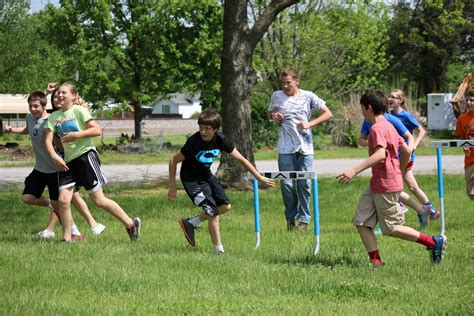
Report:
27,91,47,107
198,109,222,129
280,68,299,81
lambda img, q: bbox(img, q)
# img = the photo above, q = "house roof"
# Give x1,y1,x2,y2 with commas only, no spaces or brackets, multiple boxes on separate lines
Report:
0,94,52,114
151,92,201,107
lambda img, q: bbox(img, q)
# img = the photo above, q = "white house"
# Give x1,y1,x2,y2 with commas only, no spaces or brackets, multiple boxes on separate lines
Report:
151,92,201,119
0,94,52,115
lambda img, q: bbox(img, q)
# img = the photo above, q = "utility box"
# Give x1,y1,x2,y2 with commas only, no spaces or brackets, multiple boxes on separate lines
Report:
427,93,456,130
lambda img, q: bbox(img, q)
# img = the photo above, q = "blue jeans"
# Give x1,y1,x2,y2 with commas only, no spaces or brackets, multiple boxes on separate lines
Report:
278,153,313,224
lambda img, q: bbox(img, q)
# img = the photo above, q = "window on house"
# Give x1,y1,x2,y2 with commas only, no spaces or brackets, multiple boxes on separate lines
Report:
162,105,170,114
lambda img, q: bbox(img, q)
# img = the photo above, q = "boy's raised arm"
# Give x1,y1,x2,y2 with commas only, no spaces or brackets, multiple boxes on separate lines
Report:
229,149,275,188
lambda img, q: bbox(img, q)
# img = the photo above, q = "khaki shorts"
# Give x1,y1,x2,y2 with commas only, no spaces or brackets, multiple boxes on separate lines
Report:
353,186,404,235
466,164,474,201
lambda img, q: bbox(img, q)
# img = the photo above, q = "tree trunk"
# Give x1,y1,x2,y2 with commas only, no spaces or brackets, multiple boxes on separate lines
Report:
133,101,142,140
218,0,299,188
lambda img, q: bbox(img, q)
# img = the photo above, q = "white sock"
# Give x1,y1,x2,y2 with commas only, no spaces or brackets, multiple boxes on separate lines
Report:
71,224,81,236
189,215,201,227
214,244,224,254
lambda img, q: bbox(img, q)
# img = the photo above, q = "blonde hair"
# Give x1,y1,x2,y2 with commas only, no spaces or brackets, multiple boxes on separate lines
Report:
60,82,89,110
391,88,406,108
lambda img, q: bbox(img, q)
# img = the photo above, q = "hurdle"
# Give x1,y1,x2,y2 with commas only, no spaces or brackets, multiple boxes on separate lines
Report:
431,139,474,235
247,171,320,256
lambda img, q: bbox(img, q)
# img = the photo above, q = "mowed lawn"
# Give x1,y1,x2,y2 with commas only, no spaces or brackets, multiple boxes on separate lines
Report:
0,175,472,314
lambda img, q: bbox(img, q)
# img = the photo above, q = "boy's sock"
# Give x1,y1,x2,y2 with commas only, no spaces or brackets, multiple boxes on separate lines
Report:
368,250,383,267
188,215,201,228
214,244,224,254
416,233,436,248
71,224,81,236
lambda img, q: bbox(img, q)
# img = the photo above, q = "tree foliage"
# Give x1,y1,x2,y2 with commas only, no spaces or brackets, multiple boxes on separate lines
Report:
250,1,390,120
41,0,222,139
0,1,67,93
387,0,473,97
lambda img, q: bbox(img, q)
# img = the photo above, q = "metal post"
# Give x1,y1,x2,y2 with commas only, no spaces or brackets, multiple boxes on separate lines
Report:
312,178,320,256
253,178,261,249
436,147,446,235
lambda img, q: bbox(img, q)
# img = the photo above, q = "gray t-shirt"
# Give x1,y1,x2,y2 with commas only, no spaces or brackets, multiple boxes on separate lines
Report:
27,113,57,173
268,89,326,154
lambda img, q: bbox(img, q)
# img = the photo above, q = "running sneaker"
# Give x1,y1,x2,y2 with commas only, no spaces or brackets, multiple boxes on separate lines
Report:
417,207,430,228
91,223,106,236
179,218,196,246
127,217,141,241
430,235,447,263
424,202,440,220
37,229,55,239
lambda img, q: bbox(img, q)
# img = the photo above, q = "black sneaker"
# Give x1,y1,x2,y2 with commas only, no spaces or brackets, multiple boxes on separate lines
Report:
127,217,141,241
179,218,196,246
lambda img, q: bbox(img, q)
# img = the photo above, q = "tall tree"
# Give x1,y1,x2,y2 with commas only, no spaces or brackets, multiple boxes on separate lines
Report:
387,0,471,97
252,0,390,102
219,0,299,187
45,0,222,139
0,1,66,93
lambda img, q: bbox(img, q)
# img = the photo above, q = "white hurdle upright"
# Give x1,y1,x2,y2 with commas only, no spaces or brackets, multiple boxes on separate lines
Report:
431,139,474,235
247,171,320,256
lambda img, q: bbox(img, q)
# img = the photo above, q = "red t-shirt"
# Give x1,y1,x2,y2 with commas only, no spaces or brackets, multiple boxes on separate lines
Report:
455,112,474,169
368,118,405,193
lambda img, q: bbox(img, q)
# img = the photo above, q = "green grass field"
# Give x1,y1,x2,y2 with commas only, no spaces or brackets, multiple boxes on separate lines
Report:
1,175,472,314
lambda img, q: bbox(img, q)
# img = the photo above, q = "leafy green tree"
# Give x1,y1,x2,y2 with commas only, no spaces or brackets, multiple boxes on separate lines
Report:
252,1,390,110
43,0,222,139
387,0,472,97
0,0,66,93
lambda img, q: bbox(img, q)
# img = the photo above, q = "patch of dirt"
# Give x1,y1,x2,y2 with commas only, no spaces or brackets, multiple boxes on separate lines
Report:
0,145,34,162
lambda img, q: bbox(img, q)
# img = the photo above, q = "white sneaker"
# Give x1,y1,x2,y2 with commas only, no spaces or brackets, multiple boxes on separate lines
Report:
37,229,55,239
91,223,106,236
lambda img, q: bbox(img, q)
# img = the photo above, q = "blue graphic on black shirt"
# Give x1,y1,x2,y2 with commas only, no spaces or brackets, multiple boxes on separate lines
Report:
195,149,221,166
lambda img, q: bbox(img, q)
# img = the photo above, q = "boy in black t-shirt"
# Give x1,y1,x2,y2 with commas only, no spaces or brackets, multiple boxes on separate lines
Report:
168,110,274,254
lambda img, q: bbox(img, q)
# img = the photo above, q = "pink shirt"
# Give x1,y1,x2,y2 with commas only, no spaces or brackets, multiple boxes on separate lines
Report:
368,118,404,193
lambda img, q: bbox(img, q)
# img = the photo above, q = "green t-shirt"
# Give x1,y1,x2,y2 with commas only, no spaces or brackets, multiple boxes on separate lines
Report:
46,105,95,162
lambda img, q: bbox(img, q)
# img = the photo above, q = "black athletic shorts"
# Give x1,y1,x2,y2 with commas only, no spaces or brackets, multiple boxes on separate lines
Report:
58,150,107,193
182,175,230,217
23,169,59,201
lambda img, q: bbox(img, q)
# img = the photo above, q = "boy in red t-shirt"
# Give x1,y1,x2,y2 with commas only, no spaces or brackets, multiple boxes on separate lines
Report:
337,90,447,266
455,90,474,200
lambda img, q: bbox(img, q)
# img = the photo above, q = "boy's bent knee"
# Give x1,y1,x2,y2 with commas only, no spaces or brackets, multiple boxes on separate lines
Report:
21,194,35,205
218,203,231,214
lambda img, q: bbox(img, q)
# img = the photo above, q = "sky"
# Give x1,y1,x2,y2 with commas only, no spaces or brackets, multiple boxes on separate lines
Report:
30,0,60,12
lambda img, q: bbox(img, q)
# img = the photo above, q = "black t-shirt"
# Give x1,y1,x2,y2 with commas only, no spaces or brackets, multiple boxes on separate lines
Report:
180,132,235,181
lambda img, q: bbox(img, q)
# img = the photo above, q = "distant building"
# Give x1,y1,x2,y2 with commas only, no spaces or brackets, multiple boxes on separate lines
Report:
0,94,52,116
150,92,201,119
